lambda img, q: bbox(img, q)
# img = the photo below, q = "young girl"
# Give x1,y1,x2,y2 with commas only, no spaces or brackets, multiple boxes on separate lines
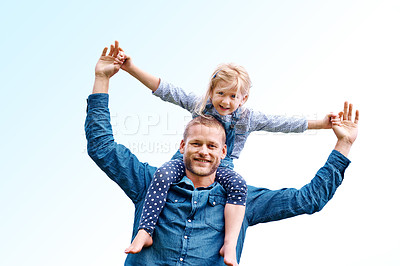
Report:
117,48,334,266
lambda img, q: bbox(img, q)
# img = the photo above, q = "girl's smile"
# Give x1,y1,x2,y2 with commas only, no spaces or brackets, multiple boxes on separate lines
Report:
211,83,248,116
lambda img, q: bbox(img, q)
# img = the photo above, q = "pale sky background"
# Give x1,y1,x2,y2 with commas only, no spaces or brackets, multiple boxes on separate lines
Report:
1,1,399,265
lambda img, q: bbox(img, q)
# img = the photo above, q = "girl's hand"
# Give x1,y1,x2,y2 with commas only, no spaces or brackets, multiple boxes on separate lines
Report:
321,113,336,129
115,47,132,72
114,49,126,66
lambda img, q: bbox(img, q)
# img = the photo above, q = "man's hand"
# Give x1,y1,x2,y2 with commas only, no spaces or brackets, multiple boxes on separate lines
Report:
332,101,359,156
92,41,126,94
95,40,123,79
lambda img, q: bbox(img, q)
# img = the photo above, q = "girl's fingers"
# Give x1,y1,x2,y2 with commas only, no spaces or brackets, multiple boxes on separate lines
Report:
117,52,125,60
114,58,124,65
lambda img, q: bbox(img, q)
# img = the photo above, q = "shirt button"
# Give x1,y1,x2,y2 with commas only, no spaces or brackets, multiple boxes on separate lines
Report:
184,236,188,239
188,219,191,223
194,201,197,204
174,200,178,202
180,258,183,261
213,202,216,205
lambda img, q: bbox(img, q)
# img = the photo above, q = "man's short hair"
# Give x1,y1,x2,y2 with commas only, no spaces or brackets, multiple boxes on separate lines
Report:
183,115,226,144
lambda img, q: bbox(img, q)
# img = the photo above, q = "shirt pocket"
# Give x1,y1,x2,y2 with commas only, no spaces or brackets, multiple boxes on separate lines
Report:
205,194,226,232
158,191,188,224
234,122,248,135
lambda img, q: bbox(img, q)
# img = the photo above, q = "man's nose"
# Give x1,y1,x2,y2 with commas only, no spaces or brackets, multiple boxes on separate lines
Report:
198,144,208,155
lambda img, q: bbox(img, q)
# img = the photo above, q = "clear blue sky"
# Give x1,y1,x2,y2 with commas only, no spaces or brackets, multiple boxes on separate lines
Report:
1,1,399,265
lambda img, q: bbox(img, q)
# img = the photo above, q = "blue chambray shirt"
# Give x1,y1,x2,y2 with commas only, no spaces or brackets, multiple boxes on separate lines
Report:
85,93,350,266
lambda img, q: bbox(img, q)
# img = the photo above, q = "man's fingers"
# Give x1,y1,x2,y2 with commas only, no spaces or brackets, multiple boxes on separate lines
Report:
113,40,119,57
108,44,115,56
101,47,108,56
343,101,349,120
348,103,353,121
102,41,122,58
354,110,360,124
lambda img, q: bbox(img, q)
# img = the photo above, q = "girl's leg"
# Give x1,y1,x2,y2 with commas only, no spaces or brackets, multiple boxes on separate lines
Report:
215,167,247,266
125,159,185,254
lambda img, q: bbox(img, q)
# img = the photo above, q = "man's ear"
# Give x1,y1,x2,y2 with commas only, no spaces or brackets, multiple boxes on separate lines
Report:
221,144,227,160
179,139,185,154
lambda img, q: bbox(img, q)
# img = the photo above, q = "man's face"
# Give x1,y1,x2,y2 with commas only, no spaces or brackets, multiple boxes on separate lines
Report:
180,124,227,179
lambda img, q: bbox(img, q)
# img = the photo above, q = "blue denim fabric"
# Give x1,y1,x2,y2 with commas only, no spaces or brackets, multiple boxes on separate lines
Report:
85,93,350,266
202,102,240,164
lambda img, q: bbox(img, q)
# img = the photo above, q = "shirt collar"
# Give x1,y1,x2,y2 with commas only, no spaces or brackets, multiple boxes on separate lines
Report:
173,176,218,191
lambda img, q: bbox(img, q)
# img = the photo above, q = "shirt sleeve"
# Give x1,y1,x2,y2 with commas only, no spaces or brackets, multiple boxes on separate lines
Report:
153,80,201,113
84,93,157,204
245,150,350,226
248,109,308,133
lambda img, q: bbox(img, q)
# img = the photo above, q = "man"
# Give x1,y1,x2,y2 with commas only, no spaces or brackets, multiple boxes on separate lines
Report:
85,42,359,265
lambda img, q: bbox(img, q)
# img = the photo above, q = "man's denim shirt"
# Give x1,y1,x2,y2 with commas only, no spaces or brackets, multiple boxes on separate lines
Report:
85,93,350,266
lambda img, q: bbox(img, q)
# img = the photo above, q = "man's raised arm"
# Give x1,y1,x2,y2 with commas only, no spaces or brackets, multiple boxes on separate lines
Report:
246,102,359,226
85,41,157,203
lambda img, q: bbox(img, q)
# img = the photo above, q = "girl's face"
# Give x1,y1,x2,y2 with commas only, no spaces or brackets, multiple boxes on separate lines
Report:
210,83,248,116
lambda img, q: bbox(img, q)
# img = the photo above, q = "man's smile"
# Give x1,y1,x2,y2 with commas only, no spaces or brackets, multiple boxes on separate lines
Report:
194,158,212,163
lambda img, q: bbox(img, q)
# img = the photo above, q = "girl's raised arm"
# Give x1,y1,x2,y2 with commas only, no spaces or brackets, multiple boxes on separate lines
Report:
119,47,160,92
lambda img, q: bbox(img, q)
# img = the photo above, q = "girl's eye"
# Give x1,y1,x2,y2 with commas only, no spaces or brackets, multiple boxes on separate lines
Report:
231,94,236,99
217,91,223,95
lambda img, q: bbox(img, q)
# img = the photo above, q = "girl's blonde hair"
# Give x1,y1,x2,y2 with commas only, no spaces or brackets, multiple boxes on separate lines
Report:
196,63,252,115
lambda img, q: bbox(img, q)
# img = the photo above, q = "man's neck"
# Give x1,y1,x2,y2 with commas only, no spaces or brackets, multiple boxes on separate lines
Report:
185,171,216,188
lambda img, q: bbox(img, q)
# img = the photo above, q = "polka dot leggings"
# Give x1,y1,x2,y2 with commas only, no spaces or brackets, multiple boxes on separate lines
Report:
138,159,247,236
